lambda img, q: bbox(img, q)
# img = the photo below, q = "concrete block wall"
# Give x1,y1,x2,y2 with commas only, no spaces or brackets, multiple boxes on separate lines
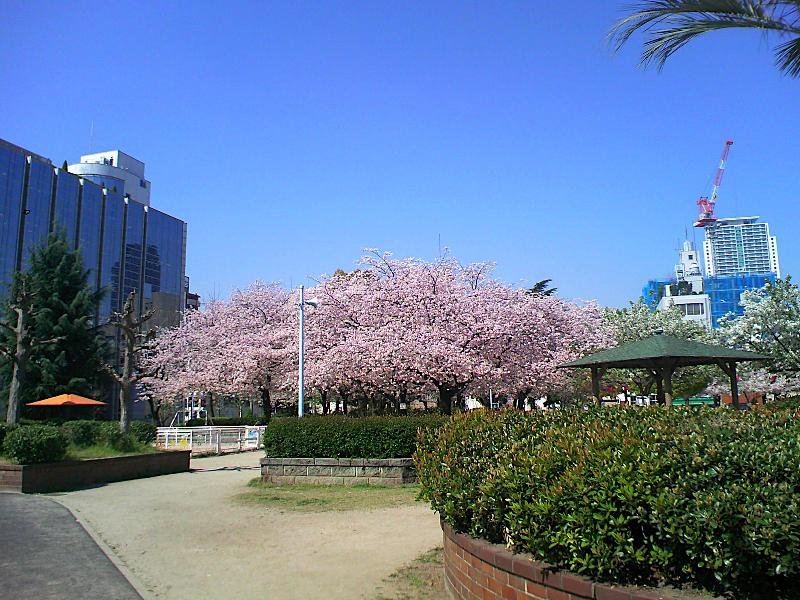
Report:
261,457,415,485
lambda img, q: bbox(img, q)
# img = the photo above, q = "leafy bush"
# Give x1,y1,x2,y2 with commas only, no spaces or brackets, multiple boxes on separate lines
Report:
92,422,138,452
186,416,269,427
0,423,16,449
61,420,101,447
3,424,68,464
264,415,447,458
129,421,157,444
416,408,800,597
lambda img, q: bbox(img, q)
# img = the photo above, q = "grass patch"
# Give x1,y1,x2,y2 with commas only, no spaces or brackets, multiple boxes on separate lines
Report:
372,547,445,600
237,478,423,512
66,443,157,460
0,442,157,464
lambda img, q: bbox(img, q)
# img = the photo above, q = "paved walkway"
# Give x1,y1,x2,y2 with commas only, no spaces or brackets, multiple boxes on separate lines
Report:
0,492,141,600
53,452,441,600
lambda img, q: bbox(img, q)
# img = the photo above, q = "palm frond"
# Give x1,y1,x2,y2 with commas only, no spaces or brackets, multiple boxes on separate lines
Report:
775,35,800,74
609,0,800,76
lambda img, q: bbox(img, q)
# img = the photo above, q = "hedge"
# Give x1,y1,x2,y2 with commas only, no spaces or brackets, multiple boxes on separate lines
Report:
59,420,138,452
129,421,157,444
0,423,15,448
186,416,269,427
3,425,68,464
264,415,447,458
415,407,800,597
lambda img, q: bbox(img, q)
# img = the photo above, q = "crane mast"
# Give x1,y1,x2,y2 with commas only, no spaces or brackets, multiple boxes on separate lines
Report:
694,139,733,228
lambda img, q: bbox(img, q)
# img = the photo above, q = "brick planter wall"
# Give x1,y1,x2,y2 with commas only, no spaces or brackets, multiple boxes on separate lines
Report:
0,450,191,493
442,521,672,600
261,457,415,485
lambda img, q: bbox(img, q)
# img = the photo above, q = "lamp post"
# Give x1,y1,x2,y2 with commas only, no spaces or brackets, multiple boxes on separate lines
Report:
297,285,318,417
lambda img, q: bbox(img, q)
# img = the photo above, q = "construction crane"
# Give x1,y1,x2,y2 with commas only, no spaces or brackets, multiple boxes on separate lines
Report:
694,140,733,227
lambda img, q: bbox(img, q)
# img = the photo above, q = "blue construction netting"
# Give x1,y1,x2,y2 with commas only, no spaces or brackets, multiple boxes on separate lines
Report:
641,273,775,328
704,273,776,328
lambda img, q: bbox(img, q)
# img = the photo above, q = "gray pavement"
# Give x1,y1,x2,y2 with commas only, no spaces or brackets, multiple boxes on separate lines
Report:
0,492,141,600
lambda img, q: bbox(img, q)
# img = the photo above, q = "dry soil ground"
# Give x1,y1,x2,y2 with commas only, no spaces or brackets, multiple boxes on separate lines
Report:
51,452,442,600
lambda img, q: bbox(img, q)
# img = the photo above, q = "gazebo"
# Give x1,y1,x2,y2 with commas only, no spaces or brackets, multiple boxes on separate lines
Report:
558,333,769,408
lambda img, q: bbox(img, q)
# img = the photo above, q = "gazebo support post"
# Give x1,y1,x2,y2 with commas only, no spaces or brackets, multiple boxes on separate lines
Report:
662,360,677,407
663,367,675,407
591,366,601,406
715,360,740,409
654,372,664,405
729,361,739,410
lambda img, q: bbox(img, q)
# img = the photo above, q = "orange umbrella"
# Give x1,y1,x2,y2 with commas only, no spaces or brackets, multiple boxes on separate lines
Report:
26,394,106,406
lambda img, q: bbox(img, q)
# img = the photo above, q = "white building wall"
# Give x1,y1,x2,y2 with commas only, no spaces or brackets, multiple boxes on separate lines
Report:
68,149,151,206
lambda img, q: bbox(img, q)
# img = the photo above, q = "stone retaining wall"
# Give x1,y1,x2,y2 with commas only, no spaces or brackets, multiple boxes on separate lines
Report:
261,457,415,485
442,520,669,600
0,451,191,493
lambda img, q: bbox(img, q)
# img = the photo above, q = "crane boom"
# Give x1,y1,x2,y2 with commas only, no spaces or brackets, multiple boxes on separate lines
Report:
694,139,733,228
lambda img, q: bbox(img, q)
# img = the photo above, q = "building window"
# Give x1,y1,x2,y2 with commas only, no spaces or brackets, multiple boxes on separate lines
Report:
678,303,704,316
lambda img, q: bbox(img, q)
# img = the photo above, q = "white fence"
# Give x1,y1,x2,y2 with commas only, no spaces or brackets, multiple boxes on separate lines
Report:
156,426,266,454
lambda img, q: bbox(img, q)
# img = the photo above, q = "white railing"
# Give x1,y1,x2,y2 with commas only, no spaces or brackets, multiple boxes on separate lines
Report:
156,426,266,454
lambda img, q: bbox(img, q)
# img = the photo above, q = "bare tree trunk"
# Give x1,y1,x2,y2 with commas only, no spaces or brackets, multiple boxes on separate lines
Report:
5,305,30,425
118,326,135,434
321,390,329,415
146,396,162,425
437,384,457,416
259,386,271,424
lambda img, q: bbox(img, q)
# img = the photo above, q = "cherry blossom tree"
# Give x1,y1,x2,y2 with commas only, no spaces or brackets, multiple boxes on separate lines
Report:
140,282,292,422
144,250,617,417
718,278,800,375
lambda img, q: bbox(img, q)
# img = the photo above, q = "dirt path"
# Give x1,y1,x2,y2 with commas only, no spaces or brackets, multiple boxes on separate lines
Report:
51,453,442,600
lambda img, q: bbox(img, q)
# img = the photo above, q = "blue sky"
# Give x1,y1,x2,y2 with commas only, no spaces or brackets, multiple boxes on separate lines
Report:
2,1,798,306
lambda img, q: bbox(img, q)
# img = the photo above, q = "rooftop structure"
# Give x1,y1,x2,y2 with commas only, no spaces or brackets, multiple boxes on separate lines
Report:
68,150,151,206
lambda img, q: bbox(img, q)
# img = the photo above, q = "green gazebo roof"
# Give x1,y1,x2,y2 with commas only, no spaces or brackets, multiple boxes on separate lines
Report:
559,334,769,370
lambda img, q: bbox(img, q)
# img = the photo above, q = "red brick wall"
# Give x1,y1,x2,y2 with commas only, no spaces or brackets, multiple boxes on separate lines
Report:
0,451,190,493
442,521,665,600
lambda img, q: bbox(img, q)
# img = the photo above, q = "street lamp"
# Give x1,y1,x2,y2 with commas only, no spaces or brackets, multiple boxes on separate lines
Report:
297,285,318,417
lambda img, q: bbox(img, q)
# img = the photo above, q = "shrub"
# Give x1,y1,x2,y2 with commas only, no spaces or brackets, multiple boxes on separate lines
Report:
186,416,269,427
264,415,448,458
3,424,68,464
61,420,101,447
0,423,16,449
93,422,138,452
416,408,800,597
129,421,157,444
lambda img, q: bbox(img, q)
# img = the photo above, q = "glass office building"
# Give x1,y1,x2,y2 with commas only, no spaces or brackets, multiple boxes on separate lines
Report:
0,138,187,415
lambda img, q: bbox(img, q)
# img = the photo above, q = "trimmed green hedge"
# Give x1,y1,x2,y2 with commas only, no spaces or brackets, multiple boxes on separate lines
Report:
264,415,447,458
129,421,157,444
59,420,138,452
416,408,800,597
3,425,68,464
186,416,269,427
0,423,15,448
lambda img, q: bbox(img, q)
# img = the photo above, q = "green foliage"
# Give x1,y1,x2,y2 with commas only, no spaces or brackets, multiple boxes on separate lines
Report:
186,416,269,427
264,415,447,458
0,423,16,448
609,1,800,78
0,233,108,407
416,408,800,597
718,277,800,375
129,421,157,444
3,424,68,464
59,420,138,451
60,420,100,446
